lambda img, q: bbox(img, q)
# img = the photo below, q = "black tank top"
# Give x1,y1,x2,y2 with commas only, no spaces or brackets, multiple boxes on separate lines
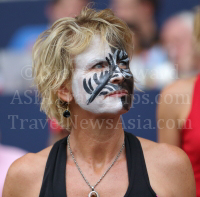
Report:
39,132,157,197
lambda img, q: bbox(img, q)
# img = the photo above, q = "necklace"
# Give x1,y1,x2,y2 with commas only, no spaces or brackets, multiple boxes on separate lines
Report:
67,134,125,197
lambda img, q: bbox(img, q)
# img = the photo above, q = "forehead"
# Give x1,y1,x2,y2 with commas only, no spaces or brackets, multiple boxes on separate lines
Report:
74,35,112,69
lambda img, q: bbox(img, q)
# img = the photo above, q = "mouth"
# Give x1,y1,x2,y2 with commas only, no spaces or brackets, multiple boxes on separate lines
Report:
105,89,128,98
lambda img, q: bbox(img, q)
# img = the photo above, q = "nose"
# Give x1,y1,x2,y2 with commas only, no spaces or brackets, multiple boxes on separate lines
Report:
109,67,124,84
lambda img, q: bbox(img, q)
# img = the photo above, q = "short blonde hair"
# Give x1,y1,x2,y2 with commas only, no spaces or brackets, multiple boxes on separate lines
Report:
32,7,133,129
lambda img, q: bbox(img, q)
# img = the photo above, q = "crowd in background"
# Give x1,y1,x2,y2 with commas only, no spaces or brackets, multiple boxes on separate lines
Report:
0,0,200,196
1,0,200,92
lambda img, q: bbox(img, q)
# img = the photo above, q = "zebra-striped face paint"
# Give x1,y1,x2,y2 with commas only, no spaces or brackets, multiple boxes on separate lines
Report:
72,35,133,114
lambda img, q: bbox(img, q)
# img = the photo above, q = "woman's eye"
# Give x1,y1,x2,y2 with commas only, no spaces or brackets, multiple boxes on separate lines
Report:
93,62,105,69
95,64,103,68
119,62,128,69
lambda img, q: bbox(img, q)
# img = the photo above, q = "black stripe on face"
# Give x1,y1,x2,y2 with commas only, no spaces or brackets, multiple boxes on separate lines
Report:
118,50,129,63
93,73,100,85
82,49,133,108
85,68,114,105
106,83,119,90
111,49,134,110
120,57,129,63
83,78,93,94
110,74,119,79
103,86,114,91
99,91,109,96
88,78,94,91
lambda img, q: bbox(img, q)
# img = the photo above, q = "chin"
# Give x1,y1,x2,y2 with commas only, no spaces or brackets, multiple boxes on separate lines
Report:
97,107,130,119
95,104,130,115
76,96,131,115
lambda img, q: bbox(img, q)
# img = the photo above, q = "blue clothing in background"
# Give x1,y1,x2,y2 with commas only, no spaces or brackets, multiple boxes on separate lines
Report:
7,25,48,50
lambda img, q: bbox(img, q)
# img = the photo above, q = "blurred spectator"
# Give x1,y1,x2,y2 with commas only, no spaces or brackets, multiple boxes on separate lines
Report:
111,0,174,89
111,0,158,50
8,0,89,51
3,0,89,95
0,144,26,197
0,51,32,94
3,0,89,93
157,8,200,196
161,12,198,78
2,0,89,149
46,0,89,23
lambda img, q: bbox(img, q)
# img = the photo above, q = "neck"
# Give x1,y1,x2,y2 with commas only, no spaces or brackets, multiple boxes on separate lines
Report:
68,114,125,172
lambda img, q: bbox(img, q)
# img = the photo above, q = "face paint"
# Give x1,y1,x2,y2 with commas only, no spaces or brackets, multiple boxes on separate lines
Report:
105,49,134,110
72,35,134,114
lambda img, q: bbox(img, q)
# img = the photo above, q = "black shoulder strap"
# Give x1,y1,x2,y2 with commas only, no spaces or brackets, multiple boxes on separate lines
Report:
39,137,67,197
124,132,157,197
39,132,157,197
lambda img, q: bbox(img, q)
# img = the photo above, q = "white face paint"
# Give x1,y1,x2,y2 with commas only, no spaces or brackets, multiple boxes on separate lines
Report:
72,35,132,114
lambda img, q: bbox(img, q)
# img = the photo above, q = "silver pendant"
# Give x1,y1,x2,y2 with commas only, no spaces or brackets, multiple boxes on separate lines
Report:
88,190,99,197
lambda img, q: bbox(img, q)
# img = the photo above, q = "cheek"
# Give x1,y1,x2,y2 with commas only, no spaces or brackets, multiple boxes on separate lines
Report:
101,97,123,114
72,71,97,103
84,71,99,89
71,71,85,102
77,70,106,95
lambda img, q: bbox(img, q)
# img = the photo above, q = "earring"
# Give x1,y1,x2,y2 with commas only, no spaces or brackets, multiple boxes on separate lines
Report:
63,105,71,118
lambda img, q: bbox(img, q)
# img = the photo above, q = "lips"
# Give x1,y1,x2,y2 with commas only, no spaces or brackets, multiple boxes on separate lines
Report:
105,89,128,97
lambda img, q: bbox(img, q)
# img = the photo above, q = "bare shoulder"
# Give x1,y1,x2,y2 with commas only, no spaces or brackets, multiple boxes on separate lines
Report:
161,76,196,96
138,136,192,168
137,137,196,196
157,76,197,121
3,146,52,197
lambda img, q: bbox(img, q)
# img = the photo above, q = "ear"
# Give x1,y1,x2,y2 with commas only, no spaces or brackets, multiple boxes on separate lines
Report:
57,87,73,103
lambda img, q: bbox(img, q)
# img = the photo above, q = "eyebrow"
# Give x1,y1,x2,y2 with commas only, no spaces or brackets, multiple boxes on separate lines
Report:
87,58,107,65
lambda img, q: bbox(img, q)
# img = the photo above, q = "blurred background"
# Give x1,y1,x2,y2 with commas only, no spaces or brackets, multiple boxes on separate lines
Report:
0,0,199,193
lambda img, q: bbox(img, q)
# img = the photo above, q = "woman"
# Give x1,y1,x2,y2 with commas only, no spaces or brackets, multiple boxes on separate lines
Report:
3,8,195,197
157,8,200,197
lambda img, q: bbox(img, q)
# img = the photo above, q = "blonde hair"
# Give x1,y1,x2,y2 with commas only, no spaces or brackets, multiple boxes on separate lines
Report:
32,7,133,129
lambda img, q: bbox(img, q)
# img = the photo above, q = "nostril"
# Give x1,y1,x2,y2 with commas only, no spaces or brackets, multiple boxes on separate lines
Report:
112,79,122,84
110,74,124,84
